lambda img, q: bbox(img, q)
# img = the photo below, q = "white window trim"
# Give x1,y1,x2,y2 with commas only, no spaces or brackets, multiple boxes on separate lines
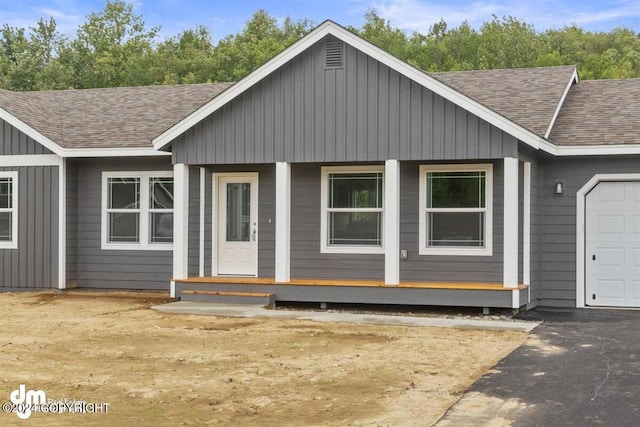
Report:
419,164,493,256
0,171,18,249
101,171,174,251
320,165,385,254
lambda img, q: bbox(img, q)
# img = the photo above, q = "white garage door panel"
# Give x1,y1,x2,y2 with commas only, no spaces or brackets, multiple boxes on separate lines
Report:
586,181,640,307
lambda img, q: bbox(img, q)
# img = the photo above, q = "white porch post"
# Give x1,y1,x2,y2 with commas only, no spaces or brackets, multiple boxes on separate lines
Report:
199,167,206,277
523,162,531,288
503,157,519,288
384,159,400,285
275,162,291,282
172,163,189,297
58,157,66,289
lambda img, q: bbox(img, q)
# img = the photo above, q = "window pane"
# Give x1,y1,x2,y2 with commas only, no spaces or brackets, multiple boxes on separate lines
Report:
150,212,173,243
0,178,11,209
150,178,173,209
0,212,11,241
427,172,485,208
329,173,382,209
108,212,139,242
427,211,484,247
329,211,382,246
226,183,251,242
108,178,140,209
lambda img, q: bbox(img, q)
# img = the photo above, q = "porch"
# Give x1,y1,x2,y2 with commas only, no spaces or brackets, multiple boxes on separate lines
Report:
173,277,529,309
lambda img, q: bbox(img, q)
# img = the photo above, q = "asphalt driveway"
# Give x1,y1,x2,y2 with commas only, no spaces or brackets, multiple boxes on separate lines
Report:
436,308,640,426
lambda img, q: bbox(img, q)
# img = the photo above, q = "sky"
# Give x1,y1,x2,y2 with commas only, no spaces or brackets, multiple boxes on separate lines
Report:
1,0,640,42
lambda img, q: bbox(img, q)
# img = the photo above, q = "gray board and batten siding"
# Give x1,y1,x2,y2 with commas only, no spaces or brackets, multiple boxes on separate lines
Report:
75,157,173,290
540,155,640,308
170,36,518,165
0,118,53,155
0,166,59,288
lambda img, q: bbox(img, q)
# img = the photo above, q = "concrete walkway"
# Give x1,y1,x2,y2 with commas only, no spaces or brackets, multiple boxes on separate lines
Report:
436,308,640,426
151,301,538,332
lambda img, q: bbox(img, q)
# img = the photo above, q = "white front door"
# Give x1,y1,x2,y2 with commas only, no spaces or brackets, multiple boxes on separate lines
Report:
585,181,640,307
215,174,258,276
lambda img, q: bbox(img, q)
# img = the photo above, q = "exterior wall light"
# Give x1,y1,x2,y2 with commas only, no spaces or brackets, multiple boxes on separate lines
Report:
555,181,563,194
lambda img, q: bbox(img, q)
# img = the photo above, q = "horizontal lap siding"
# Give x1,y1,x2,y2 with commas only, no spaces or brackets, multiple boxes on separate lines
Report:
0,166,58,288
172,37,518,165
290,164,384,280
0,118,53,154
76,157,173,290
399,161,504,283
541,155,640,307
188,167,200,277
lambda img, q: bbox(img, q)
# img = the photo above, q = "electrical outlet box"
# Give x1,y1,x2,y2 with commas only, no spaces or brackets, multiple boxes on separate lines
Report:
400,249,408,259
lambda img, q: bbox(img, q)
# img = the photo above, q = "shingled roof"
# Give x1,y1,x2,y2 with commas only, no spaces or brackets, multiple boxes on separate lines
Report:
549,78,640,146
0,82,233,150
431,65,577,138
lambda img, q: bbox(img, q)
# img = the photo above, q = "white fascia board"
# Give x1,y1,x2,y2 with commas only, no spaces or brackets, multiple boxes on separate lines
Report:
61,147,171,158
0,154,62,167
152,21,549,153
545,67,579,138
555,144,640,156
0,107,64,156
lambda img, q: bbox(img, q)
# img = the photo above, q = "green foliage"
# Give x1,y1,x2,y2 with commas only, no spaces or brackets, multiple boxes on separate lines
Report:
1,3,639,91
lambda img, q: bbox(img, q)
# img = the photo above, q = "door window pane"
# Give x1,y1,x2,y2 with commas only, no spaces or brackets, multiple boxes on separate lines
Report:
226,183,251,242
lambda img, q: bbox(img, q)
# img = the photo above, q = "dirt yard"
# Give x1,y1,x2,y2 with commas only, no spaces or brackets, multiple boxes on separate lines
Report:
0,291,527,426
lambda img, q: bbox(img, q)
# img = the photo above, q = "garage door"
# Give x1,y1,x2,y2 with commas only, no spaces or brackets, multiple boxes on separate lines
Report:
585,181,640,307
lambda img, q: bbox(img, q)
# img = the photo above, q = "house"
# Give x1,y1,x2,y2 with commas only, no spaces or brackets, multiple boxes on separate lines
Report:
1,20,639,310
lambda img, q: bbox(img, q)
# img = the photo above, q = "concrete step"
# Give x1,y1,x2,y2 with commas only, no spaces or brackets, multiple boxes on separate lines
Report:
179,290,275,307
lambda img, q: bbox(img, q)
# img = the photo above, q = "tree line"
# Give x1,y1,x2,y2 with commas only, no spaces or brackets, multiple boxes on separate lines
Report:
1,0,639,91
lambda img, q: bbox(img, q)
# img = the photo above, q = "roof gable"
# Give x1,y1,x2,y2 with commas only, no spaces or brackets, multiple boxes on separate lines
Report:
153,20,560,155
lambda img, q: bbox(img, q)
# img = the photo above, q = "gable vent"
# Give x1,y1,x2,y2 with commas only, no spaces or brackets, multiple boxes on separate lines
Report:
325,39,344,68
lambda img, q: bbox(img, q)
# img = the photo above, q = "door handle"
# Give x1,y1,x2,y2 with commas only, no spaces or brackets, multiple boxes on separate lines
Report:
252,229,257,241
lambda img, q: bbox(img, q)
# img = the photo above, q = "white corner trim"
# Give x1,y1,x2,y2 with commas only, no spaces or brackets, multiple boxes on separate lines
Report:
275,162,291,282
384,160,400,285
575,173,640,308
512,289,520,308
319,165,385,255
152,21,550,154
0,171,18,249
173,164,189,279
170,280,176,298
199,167,206,277
58,159,66,289
0,154,62,167
503,158,519,288
418,163,493,257
523,162,531,286
545,67,579,138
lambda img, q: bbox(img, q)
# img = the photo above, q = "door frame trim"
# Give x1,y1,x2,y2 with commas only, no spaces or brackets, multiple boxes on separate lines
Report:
212,172,259,277
576,173,640,307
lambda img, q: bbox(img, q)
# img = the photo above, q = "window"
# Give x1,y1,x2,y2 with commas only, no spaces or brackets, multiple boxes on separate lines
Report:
0,171,18,249
419,164,493,256
102,171,173,250
321,166,384,254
